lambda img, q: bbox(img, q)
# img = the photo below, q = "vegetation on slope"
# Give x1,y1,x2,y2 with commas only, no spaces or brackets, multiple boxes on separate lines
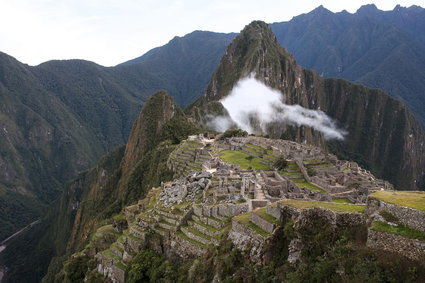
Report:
370,190,425,211
200,20,425,190
1,91,200,283
271,5,425,128
278,199,365,213
371,221,425,241
219,150,269,170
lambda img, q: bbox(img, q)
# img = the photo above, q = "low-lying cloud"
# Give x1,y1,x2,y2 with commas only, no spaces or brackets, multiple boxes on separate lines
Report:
208,76,346,140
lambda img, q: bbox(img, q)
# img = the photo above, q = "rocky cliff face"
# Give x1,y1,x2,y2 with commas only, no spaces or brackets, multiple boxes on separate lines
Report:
198,21,425,189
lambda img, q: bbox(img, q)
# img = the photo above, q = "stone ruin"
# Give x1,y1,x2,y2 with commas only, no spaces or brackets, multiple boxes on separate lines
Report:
163,135,394,211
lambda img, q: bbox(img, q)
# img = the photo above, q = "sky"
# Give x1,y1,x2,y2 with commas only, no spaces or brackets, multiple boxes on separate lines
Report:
0,0,423,66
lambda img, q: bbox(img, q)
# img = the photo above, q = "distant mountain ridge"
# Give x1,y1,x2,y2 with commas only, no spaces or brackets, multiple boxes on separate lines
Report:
270,4,425,128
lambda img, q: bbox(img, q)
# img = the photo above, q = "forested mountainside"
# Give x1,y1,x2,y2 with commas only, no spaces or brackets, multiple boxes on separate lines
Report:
194,21,425,190
1,91,200,282
0,31,232,241
270,4,425,127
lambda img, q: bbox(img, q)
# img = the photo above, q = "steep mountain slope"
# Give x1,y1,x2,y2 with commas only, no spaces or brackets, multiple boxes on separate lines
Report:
33,60,143,149
0,31,233,243
117,30,236,106
0,91,200,283
0,53,105,240
196,21,425,190
270,5,425,127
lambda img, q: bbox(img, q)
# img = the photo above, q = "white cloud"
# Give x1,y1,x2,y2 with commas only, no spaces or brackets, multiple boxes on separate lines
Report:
211,76,346,140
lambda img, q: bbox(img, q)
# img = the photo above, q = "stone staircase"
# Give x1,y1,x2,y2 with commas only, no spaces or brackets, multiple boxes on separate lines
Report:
283,161,305,181
255,173,266,200
178,211,228,247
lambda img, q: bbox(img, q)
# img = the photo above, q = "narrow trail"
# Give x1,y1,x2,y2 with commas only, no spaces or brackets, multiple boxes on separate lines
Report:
0,219,41,282
0,219,41,247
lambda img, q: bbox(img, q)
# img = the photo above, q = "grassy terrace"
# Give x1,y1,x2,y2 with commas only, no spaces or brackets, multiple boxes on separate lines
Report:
370,190,425,211
371,221,425,241
189,219,220,232
176,231,208,248
234,213,271,237
219,150,269,170
278,199,365,213
255,207,280,226
333,198,354,204
294,182,326,193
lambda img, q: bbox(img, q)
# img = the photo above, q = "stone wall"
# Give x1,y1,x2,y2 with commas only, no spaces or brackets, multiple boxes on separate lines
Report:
96,253,126,283
367,229,425,261
228,219,268,263
194,203,248,218
167,234,207,258
250,213,275,233
368,197,425,232
278,203,365,229
266,205,282,220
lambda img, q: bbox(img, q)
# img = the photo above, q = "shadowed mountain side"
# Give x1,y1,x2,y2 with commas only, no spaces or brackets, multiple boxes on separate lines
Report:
271,4,425,128
117,30,236,106
196,21,425,189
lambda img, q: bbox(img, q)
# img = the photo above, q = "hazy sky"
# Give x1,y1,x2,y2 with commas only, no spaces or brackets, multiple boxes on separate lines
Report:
0,0,423,66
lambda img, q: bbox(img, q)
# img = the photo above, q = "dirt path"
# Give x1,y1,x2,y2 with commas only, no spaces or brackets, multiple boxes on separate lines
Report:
0,219,40,282
0,219,40,247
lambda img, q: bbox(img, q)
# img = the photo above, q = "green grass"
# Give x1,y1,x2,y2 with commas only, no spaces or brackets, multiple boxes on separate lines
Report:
115,262,127,271
371,221,425,241
154,226,170,232
189,219,220,232
294,182,326,193
303,159,323,165
111,243,124,253
333,198,353,204
219,150,269,170
126,232,144,242
97,224,114,233
255,207,280,226
370,191,425,211
290,178,306,182
102,249,122,261
113,213,126,221
279,199,365,213
282,171,302,175
234,213,272,237
184,226,217,240
176,231,208,248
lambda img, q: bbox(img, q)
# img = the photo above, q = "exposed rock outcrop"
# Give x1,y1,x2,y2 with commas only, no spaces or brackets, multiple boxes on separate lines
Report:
195,21,425,189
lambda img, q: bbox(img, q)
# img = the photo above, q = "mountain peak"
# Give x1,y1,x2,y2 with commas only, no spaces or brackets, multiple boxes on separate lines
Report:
203,20,298,102
311,5,332,15
356,4,379,15
239,20,276,42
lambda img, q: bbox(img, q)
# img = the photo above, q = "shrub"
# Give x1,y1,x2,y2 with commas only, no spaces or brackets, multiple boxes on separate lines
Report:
307,167,317,176
219,129,248,139
273,157,288,170
379,210,399,223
